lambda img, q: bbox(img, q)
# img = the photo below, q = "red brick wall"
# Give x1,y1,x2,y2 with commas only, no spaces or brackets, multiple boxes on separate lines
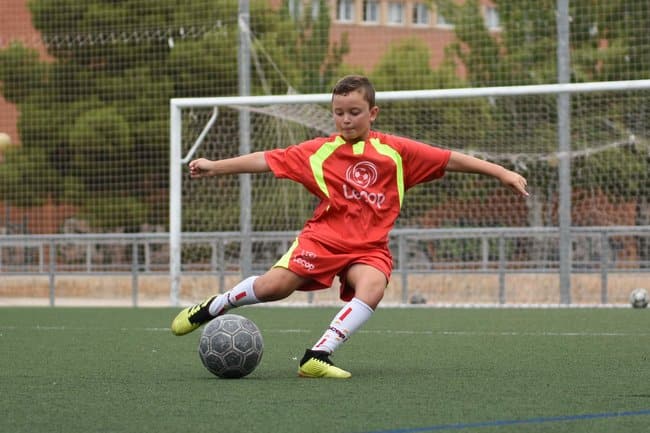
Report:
0,0,51,147
1,199,77,234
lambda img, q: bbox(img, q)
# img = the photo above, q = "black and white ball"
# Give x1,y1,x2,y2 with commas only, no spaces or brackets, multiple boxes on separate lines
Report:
629,288,648,309
198,314,264,378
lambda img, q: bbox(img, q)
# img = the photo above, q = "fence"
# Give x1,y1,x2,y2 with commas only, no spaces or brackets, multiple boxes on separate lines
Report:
1,226,648,306
2,1,650,307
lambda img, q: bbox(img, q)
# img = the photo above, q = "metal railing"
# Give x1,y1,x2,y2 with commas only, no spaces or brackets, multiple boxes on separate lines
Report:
1,226,648,306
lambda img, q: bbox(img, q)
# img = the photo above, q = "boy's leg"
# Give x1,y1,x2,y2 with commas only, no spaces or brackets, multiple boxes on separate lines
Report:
171,267,305,336
298,297,373,379
311,297,374,354
298,264,387,379
170,276,259,336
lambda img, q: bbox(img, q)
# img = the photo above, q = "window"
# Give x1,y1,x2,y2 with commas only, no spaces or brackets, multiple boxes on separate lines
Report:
435,11,452,27
363,0,380,23
288,0,320,21
337,0,354,22
412,3,429,26
311,0,320,20
484,6,500,30
288,0,303,20
387,2,404,25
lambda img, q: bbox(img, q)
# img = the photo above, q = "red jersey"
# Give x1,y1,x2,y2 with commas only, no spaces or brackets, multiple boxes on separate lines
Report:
264,130,451,251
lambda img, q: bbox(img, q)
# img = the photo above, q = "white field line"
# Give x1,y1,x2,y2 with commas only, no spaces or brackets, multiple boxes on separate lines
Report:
0,297,637,308
1,325,649,337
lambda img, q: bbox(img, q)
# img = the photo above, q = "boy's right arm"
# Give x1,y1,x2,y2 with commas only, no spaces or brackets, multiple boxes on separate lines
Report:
189,151,270,178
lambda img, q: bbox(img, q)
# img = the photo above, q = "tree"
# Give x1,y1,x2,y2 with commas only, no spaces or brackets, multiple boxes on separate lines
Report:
0,0,341,232
447,0,649,203
276,0,349,92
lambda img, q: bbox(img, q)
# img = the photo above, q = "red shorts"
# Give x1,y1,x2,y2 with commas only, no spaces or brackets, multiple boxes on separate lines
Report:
273,235,392,301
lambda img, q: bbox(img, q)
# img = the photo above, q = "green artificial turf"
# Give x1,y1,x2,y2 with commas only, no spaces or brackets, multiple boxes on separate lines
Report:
1,307,649,433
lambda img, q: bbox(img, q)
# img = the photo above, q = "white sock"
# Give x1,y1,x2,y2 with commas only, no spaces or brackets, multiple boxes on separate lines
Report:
208,276,260,316
311,297,374,354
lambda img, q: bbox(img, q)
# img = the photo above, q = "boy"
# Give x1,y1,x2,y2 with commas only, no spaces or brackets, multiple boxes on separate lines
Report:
171,75,529,378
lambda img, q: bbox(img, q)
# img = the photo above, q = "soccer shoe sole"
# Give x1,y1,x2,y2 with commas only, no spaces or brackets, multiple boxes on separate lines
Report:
298,358,352,379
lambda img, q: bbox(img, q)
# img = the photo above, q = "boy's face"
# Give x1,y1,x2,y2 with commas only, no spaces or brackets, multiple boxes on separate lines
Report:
332,89,379,143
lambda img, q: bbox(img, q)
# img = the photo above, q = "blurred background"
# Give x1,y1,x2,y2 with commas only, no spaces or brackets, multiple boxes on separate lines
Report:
0,0,648,306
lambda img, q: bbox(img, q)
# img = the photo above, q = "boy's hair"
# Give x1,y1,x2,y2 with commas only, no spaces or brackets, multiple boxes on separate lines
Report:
331,75,376,108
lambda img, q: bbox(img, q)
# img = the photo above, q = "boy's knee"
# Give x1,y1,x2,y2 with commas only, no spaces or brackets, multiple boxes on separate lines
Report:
355,284,385,309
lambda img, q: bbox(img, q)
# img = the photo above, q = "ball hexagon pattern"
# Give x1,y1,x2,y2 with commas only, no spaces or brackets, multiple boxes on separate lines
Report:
198,314,264,378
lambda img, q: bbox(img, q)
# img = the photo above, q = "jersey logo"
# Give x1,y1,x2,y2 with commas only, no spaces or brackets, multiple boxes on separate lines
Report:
343,161,385,209
345,161,378,188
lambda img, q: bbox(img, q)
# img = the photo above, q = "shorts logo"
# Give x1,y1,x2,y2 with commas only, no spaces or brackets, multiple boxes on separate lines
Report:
346,161,378,188
343,161,385,209
294,249,316,271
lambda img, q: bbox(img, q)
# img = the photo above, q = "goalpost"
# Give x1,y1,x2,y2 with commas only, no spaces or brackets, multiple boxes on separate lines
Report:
170,79,650,306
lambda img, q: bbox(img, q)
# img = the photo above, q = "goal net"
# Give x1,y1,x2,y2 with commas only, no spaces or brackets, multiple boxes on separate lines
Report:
170,80,650,306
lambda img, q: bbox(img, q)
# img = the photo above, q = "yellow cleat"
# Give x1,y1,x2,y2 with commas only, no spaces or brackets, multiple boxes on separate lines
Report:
297,349,351,379
170,296,217,336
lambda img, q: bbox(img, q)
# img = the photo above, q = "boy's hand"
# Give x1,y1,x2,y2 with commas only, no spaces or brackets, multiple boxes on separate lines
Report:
500,169,529,197
188,158,214,178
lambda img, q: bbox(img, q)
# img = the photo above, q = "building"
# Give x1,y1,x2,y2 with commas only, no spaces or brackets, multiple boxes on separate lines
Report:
279,0,499,71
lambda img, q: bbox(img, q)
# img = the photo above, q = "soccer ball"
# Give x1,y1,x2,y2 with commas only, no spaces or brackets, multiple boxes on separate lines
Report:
629,288,649,309
409,293,427,304
198,314,264,378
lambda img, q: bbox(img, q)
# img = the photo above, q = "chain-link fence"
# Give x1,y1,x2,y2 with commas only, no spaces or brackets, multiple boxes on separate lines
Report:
1,1,649,305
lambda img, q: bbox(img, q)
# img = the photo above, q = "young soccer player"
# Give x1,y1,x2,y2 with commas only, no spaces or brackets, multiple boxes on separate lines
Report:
171,75,529,378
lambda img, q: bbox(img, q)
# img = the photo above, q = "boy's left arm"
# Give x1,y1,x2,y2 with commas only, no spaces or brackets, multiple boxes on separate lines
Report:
446,151,529,197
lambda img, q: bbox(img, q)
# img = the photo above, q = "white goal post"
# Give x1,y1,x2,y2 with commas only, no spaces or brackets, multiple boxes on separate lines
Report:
169,79,650,306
